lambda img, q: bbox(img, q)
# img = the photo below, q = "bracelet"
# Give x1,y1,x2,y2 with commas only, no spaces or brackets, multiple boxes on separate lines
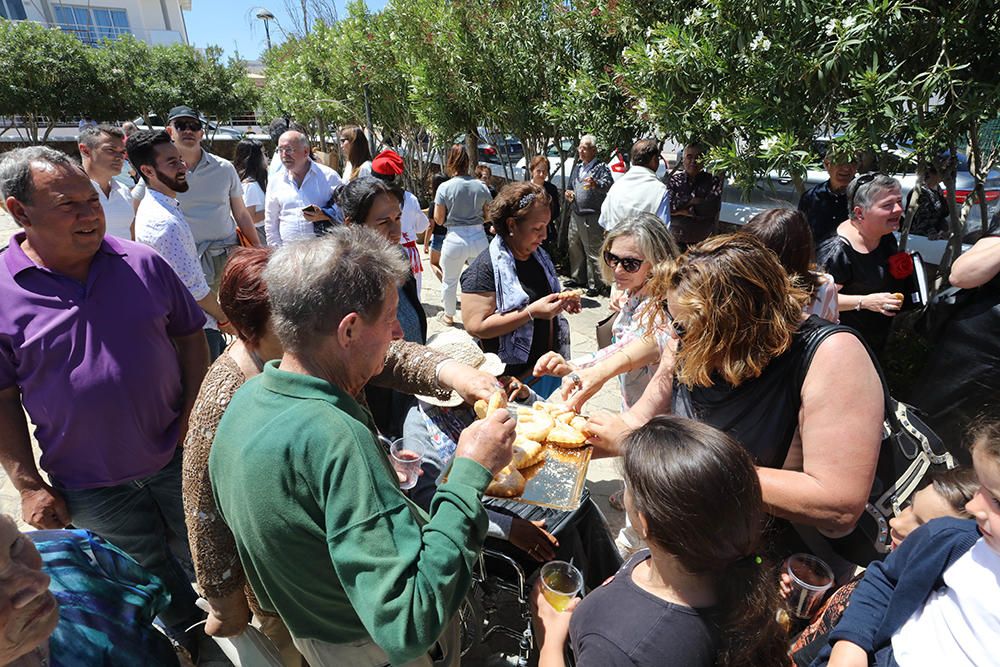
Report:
620,349,635,371
524,307,534,321
217,319,230,327
855,298,863,312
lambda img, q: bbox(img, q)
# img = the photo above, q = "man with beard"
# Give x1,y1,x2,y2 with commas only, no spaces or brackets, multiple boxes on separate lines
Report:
128,130,234,341
0,146,210,656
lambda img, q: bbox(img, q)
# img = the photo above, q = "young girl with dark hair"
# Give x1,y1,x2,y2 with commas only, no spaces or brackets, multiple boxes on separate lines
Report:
339,125,372,183
233,139,269,243
532,416,788,666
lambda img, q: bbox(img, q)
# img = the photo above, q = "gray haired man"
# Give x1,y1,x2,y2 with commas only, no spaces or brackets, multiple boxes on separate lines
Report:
565,135,613,296
210,227,515,666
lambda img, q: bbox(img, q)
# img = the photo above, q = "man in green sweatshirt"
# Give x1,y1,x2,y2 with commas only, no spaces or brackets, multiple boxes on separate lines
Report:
209,227,516,666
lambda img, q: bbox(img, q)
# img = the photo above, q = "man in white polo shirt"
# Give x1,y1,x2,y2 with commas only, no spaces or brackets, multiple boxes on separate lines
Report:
79,125,135,240
264,129,342,246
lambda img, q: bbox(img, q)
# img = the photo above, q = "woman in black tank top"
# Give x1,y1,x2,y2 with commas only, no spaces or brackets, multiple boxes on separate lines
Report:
591,234,884,555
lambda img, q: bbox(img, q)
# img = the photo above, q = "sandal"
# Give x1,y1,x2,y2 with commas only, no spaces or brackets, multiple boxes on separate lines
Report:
608,487,625,512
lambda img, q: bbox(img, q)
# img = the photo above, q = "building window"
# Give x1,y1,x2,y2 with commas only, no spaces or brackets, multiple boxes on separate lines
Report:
53,5,130,45
0,0,28,20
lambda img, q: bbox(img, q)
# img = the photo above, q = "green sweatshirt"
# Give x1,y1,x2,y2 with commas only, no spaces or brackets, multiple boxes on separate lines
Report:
208,362,492,664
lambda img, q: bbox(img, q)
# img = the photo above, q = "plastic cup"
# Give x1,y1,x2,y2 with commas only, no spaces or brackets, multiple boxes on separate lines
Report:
540,560,583,612
786,553,834,619
385,437,424,490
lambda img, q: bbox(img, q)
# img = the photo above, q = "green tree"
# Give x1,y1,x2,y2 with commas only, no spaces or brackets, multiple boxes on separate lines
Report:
0,20,94,142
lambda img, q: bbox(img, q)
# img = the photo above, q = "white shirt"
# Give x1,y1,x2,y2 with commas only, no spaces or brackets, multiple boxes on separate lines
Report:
92,179,135,240
264,160,342,247
401,190,429,241
892,538,1000,666
341,159,372,184
241,180,266,227
134,189,214,329
598,166,671,231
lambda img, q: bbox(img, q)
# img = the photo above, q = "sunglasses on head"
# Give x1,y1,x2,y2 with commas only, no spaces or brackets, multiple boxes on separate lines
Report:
603,250,644,273
173,120,203,132
661,299,687,338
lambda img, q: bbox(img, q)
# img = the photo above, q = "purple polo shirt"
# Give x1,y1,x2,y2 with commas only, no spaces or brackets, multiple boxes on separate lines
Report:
0,233,207,489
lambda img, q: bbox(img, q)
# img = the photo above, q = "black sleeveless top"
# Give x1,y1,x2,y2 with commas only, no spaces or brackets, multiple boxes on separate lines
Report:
672,316,838,468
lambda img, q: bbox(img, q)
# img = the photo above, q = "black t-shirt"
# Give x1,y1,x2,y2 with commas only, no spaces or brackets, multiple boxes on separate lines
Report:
569,551,718,667
798,180,849,247
460,249,555,377
818,232,901,353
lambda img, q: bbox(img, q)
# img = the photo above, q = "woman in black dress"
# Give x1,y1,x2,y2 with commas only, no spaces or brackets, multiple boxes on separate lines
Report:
818,173,906,354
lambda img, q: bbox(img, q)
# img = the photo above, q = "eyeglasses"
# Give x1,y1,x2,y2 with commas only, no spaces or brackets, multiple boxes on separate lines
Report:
603,250,644,273
661,300,687,338
173,120,203,132
276,146,300,155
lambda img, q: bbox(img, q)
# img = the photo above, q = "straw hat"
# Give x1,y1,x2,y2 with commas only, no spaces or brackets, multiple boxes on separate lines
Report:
415,328,506,407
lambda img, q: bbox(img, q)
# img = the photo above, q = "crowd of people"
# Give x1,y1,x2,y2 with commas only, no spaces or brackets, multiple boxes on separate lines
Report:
0,111,998,667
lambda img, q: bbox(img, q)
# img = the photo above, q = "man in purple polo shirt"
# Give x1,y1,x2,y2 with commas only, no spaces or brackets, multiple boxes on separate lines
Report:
0,147,210,645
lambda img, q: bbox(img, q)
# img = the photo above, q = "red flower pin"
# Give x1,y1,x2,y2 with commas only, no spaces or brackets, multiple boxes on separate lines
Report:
888,252,914,280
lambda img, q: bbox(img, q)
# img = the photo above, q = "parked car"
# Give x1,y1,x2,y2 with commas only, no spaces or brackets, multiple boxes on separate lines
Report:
719,141,999,266
130,114,245,141
453,127,523,164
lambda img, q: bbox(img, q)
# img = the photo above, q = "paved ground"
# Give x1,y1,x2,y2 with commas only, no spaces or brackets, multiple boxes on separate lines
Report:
0,206,626,664
0,207,625,534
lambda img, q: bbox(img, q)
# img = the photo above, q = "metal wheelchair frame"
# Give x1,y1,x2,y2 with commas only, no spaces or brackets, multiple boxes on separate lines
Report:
459,548,534,666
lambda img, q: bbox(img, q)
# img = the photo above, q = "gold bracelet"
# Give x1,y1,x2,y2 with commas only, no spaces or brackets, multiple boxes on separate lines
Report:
620,349,634,371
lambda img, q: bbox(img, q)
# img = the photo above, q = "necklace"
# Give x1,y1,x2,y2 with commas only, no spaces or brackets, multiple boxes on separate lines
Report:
249,348,266,372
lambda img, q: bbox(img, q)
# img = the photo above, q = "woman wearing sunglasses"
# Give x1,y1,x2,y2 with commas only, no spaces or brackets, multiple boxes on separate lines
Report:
533,213,679,410
587,234,884,574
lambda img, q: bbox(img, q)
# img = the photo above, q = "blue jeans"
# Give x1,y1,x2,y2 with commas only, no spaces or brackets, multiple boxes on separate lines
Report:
58,449,201,631
205,328,225,361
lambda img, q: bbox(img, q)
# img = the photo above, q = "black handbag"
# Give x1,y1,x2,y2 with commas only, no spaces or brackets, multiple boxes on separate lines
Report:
796,323,956,566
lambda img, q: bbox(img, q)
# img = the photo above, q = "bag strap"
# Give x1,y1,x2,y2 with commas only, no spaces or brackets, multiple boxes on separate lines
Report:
769,321,891,471
793,321,892,418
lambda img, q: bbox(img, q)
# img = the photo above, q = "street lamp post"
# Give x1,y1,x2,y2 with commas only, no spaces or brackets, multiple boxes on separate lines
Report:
256,8,275,51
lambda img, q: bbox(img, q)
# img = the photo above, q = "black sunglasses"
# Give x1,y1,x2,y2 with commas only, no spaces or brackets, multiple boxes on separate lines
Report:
661,300,687,338
603,250,644,273
173,120,203,132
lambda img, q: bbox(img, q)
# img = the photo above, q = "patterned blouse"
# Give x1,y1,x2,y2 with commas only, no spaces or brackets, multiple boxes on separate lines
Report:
570,293,667,409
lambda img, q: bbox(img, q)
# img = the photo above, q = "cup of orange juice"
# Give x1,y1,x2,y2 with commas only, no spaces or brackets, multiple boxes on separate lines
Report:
540,560,583,612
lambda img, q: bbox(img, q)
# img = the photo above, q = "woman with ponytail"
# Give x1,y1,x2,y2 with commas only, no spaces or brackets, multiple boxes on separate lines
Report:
531,415,788,666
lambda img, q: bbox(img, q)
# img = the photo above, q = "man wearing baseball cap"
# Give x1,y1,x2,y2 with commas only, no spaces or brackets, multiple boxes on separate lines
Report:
132,105,262,358
371,149,429,292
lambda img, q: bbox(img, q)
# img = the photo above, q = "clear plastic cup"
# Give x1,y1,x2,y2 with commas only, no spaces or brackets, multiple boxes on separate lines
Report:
786,553,834,619
384,437,424,490
540,560,583,612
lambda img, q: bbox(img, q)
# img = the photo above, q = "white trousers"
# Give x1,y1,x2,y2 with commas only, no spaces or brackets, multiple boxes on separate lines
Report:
440,225,488,317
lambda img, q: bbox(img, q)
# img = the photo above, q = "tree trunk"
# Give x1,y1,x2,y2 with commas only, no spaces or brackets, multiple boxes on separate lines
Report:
465,127,478,174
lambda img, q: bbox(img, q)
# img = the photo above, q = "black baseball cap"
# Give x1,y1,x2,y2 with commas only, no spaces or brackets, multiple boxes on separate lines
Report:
166,105,200,123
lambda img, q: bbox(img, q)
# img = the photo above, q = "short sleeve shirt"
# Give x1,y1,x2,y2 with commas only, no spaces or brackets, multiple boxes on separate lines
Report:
135,189,214,329
0,233,206,488
132,149,242,244
569,551,718,667
92,179,135,240
242,180,266,214
434,176,493,227
460,249,555,377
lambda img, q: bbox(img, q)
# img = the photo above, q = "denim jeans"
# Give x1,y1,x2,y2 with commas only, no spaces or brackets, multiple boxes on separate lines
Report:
57,448,202,631
205,328,226,361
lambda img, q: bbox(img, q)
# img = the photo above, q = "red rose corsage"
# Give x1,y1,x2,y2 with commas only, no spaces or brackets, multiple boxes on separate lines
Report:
888,252,914,280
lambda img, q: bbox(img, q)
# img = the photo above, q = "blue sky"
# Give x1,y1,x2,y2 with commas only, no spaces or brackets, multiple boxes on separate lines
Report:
184,1,387,61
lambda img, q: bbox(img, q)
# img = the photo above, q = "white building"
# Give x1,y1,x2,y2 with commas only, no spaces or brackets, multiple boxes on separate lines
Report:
1,0,191,46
